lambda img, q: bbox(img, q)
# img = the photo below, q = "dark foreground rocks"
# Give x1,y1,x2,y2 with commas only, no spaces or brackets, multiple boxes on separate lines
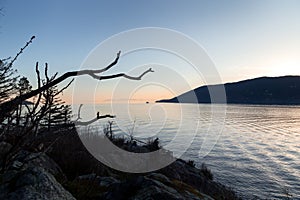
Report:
0,150,75,200
0,126,240,200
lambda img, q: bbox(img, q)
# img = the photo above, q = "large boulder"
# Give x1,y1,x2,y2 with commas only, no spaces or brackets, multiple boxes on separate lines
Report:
0,166,75,200
0,141,12,159
0,151,74,200
0,141,13,168
159,159,238,199
7,150,67,182
103,174,214,200
77,173,120,187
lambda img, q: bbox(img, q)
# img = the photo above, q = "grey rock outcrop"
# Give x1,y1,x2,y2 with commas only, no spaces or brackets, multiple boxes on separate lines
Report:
0,141,12,158
0,166,75,200
103,174,214,200
0,149,75,200
77,173,120,188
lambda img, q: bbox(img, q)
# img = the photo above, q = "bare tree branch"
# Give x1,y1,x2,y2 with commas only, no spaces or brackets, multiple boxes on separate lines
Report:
8,36,35,68
75,104,83,121
30,63,42,118
54,78,74,96
74,114,115,126
44,63,50,84
73,104,115,126
77,51,121,75
89,68,154,81
0,51,153,122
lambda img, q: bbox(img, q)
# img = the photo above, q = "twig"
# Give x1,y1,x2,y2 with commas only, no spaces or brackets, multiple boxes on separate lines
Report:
8,36,35,67
75,104,83,121
45,63,49,84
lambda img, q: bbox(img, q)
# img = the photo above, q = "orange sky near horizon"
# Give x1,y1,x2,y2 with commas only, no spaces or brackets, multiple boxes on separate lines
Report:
66,80,178,105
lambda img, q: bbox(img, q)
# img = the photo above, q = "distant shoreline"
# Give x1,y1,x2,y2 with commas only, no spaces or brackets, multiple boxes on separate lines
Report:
156,75,300,106
155,101,300,106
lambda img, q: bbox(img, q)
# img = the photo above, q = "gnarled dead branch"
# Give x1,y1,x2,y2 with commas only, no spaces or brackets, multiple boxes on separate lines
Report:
0,51,154,122
74,104,115,126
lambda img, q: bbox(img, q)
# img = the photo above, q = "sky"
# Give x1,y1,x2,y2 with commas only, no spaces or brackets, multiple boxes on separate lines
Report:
1,0,300,104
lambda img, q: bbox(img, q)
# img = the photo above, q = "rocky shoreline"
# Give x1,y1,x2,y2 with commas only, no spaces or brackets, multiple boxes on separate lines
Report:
0,126,240,200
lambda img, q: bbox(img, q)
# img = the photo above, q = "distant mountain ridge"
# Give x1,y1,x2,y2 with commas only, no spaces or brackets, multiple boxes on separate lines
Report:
156,76,300,105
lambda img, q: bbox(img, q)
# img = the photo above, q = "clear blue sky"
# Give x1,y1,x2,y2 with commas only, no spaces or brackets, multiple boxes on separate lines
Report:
1,0,300,103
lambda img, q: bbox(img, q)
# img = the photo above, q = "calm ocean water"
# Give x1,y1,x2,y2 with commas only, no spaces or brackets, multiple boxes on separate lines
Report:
73,103,300,199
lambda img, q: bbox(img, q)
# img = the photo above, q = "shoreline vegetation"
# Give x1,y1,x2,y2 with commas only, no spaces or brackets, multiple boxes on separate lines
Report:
0,124,240,200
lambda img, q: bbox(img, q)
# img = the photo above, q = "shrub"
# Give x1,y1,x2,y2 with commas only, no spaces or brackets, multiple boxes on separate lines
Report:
200,163,213,180
144,137,160,151
187,160,196,167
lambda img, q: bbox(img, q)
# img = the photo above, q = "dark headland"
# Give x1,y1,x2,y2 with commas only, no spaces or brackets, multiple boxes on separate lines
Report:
156,76,300,105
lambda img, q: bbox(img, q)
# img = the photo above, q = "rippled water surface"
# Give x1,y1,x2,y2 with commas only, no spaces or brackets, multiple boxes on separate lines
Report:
74,103,300,199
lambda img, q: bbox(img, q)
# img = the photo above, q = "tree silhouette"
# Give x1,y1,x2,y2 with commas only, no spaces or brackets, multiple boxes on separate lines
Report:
0,36,35,122
0,59,18,103
41,84,71,130
15,76,32,125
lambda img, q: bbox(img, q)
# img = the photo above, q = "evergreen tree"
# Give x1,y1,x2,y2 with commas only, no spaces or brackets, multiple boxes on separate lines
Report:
41,84,72,130
17,76,32,95
0,60,19,126
16,77,32,125
62,104,72,124
0,60,18,103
